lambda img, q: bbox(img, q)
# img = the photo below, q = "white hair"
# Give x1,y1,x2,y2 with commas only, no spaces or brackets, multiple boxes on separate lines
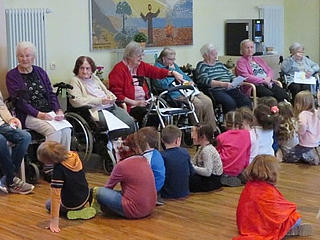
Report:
123,41,144,60
200,43,216,58
289,42,304,54
16,41,37,56
240,39,254,55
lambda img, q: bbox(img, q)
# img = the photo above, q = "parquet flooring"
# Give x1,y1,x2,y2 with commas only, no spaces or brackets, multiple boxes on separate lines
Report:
0,163,319,240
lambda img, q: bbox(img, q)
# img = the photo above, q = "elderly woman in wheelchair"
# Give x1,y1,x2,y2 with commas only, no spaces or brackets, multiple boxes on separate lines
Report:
153,47,216,131
108,41,184,127
281,42,320,100
69,56,137,140
195,43,252,114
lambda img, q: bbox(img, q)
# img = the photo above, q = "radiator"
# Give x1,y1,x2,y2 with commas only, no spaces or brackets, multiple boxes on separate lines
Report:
259,5,284,56
5,8,50,70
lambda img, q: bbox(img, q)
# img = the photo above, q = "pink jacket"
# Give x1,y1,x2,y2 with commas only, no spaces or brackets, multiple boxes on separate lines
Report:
217,129,251,176
298,110,320,147
236,56,274,85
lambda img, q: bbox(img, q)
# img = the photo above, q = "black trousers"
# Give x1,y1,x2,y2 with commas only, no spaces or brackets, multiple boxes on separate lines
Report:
288,83,310,101
255,84,289,102
189,173,222,192
208,88,252,113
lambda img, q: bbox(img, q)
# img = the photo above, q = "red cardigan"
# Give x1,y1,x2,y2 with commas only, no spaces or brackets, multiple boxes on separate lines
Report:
109,61,169,112
234,181,300,240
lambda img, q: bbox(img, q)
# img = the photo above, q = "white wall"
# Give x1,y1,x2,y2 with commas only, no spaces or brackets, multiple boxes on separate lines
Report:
0,1,8,96
284,0,319,61
3,0,319,86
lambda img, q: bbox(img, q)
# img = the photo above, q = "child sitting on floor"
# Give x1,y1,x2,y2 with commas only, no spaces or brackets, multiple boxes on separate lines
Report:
189,124,223,192
37,141,95,233
238,107,258,163
216,111,251,187
286,90,320,165
160,125,194,199
138,127,166,204
276,101,299,162
234,154,312,239
92,132,157,219
254,103,280,156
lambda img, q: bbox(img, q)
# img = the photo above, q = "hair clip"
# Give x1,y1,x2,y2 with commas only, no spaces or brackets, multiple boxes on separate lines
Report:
270,106,279,114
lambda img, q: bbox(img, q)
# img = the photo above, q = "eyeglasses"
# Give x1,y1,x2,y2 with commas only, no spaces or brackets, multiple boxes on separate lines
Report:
166,57,176,61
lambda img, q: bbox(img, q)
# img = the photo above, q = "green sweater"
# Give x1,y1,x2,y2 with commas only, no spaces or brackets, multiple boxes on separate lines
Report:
195,61,235,89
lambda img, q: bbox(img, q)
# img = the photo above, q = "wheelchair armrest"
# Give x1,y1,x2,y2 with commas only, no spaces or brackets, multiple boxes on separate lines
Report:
53,82,73,90
241,82,257,109
67,105,92,117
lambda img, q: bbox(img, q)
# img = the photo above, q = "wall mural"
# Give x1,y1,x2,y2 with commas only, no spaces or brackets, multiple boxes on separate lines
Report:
90,0,193,49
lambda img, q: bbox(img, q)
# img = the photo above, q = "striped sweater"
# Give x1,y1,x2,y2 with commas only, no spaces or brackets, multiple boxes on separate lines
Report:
195,61,235,89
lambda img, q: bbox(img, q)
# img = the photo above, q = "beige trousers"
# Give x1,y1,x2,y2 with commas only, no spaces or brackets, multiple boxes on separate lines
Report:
192,92,216,131
25,115,71,150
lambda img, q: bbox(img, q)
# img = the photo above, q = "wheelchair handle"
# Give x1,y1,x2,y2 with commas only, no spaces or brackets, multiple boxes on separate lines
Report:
53,82,73,90
166,85,194,93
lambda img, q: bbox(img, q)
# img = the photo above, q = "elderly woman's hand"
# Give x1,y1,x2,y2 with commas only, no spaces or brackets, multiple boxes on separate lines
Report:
8,117,22,129
54,109,65,121
305,71,312,79
37,112,54,121
264,76,272,84
134,100,148,107
102,97,116,105
171,71,184,84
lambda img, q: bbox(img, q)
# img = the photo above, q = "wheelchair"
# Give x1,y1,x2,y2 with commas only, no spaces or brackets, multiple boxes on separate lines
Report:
141,76,200,146
278,55,319,101
54,82,117,175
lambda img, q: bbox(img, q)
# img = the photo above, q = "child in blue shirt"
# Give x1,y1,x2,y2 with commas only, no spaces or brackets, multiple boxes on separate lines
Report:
138,127,165,192
160,125,194,199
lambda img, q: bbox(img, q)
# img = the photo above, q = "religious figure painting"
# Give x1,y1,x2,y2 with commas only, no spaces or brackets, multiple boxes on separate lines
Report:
90,0,193,49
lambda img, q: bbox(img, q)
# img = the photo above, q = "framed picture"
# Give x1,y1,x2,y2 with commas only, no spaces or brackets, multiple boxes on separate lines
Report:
89,0,193,50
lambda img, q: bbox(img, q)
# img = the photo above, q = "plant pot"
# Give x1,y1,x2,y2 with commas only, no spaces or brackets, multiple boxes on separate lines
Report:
139,42,146,48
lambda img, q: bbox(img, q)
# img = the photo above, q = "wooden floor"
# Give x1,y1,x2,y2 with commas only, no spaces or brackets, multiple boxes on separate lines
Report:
0,163,319,240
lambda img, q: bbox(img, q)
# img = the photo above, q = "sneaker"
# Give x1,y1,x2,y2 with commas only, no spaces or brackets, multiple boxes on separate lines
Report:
286,223,312,237
9,177,34,194
0,176,8,194
220,175,242,187
156,199,165,206
90,187,102,214
156,194,165,206
67,207,96,220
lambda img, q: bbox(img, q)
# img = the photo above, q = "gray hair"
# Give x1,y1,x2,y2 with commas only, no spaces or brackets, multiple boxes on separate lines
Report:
240,39,254,55
157,47,176,63
16,41,37,56
200,43,216,58
289,42,304,54
123,41,144,60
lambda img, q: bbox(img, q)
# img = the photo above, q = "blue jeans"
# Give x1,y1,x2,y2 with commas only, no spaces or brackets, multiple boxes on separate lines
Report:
96,187,124,217
0,124,31,186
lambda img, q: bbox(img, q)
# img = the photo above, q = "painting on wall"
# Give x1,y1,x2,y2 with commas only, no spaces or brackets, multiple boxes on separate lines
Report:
89,0,193,50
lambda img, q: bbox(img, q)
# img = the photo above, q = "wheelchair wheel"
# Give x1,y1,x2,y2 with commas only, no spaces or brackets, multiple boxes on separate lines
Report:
25,162,40,184
65,112,93,163
100,145,117,175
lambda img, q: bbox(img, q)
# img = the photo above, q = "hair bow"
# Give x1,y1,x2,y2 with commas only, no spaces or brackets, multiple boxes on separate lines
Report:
270,106,279,114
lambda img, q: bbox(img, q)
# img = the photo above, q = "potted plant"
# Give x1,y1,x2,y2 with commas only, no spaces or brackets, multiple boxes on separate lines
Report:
133,32,147,47
95,66,104,81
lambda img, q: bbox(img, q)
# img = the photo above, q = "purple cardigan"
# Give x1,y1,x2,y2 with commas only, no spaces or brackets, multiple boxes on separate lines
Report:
6,65,61,127
235,56,274,85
